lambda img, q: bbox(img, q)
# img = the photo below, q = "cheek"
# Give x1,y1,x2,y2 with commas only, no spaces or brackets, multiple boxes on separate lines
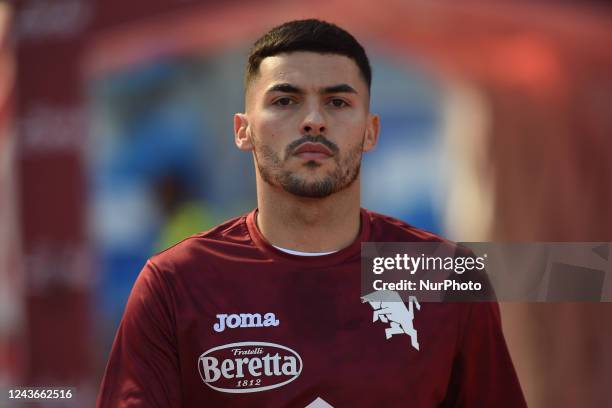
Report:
254,117,275,138
334,116,367,145
333,107,367,128
252,112,295,147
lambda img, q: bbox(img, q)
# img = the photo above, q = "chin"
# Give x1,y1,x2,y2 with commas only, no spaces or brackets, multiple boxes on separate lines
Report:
303,160,322,169
278,174,336,198
286,188,335,199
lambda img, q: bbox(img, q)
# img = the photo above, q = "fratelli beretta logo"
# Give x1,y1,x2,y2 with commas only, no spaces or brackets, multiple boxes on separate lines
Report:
198,342,303,393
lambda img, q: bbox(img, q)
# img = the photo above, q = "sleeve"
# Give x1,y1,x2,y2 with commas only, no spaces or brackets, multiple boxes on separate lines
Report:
440,302,527,408
97,260,182,407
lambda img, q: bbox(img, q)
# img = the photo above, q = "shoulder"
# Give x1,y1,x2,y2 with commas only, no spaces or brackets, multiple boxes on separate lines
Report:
148,212,254,273
363,208,452,244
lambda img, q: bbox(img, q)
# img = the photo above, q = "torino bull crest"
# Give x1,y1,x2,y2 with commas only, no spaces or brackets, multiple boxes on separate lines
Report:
362,291,421,351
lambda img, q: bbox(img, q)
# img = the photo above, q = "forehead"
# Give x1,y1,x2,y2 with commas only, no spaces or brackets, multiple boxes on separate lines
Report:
252,51,366,94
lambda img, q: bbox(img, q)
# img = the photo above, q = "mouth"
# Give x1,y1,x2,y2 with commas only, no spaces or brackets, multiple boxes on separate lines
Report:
293,142,334,160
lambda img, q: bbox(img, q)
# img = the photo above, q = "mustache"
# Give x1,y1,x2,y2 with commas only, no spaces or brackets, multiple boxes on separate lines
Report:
285,135,339,157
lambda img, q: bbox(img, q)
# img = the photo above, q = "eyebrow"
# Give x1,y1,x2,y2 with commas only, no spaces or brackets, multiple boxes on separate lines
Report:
266,83,358,95
322,84,357,94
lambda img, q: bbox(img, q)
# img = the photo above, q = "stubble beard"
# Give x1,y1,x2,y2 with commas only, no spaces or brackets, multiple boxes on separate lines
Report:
253,134,364,199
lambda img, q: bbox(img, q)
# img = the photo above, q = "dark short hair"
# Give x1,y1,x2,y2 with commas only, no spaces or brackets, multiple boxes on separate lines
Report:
245,19,372,92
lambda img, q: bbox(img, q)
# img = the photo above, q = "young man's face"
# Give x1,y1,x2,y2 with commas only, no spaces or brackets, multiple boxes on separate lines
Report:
235,51,379,198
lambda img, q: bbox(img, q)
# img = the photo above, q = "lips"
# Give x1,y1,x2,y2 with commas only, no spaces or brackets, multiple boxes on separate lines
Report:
293,142,333,159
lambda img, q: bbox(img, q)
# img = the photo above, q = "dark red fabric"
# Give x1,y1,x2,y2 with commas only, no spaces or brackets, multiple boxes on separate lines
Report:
97,209,526,407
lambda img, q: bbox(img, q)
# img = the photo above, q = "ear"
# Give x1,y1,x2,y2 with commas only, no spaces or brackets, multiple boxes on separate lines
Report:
234,113,253,151
362,113,380,152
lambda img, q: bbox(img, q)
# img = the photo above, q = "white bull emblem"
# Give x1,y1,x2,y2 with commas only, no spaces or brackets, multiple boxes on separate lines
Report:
362,291,421,351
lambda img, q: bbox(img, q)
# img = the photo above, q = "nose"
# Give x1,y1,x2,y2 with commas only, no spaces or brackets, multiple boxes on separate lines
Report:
301,104,326,135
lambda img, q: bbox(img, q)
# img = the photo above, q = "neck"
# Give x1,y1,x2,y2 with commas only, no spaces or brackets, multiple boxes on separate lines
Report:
255,174,362,253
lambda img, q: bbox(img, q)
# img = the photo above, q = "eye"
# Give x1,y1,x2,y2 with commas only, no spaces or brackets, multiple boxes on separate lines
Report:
273,97,296,106
329,98,349,108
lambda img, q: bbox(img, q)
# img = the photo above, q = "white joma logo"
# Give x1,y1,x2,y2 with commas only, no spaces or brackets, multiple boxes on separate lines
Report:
213,313,280,333
362,291,421,351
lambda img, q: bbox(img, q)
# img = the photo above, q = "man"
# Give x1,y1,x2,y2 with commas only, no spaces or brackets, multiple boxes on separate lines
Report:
97,19,526,407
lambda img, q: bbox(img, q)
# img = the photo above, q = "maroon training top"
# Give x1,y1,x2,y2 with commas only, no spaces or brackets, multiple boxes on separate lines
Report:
97,208,526,407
